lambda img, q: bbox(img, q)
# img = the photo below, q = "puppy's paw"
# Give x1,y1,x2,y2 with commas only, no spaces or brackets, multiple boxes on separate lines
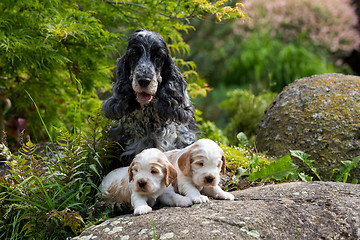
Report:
134,205,152,215
175,196,193,207
191,194,209,204
215,191,235,201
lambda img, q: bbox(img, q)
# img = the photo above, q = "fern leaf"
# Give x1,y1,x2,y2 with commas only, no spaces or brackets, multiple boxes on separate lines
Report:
63,209,84,234
19,138,37,157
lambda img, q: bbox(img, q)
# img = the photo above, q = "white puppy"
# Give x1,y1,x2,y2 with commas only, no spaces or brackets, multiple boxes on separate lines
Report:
165,139,235,203
99,148,192,215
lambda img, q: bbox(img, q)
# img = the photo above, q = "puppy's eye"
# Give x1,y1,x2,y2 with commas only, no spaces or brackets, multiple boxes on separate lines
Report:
217,161,222,168
151,169,159,174
195,162,204,167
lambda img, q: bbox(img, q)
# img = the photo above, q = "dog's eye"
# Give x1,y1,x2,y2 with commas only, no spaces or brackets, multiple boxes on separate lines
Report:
195,162,204,167
217,161,222,168
151,53,164,63
151,169,159,174
128,48,141,59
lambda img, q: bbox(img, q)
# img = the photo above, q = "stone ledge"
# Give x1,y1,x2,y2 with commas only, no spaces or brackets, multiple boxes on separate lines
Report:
74,182,360,240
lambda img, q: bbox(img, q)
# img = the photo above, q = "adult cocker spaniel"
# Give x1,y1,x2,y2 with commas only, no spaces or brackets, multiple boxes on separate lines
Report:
102,29,197,169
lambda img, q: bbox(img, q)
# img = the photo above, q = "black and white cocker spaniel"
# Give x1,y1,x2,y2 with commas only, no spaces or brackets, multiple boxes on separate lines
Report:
102,29,197,169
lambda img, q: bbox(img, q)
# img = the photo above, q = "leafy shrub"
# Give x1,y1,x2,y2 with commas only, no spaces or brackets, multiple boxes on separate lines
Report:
196,109,229,144
0,0,118,144
237,0,360,55
220,89,277,145
223,33,339,92
0,112,110,239
187,0,357,94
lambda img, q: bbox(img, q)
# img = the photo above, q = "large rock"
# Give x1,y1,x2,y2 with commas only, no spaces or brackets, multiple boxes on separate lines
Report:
255,73,360,180
74,182,360,239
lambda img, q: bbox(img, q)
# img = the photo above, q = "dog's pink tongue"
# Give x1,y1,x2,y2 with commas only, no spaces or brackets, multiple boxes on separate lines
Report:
137,92,152,103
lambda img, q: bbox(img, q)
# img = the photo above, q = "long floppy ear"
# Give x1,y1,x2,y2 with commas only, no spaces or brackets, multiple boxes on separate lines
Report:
178,150,192,176
156,53,195,124
101,56,137,119
128,161,135,182
164,163,177,187
221,153,226,175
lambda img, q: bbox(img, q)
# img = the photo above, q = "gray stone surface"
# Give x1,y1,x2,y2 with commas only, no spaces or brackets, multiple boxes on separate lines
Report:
255,73,360,180
74,182,360,240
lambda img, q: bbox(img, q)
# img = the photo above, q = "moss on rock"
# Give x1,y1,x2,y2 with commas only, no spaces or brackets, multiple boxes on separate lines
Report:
220,144,274,174
255,73,360,181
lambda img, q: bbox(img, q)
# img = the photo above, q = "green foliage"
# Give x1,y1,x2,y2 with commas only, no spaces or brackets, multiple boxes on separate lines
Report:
290,150,322,181
196,109,229,144
221,144,274,174
0,111,111,239
227,151,314,187
249,155,298,182
0,0,118,142
223,33,338,92
220,89,277,145
240,0,360,56
236,132,249,148
331,156,360,184
50,209,85,235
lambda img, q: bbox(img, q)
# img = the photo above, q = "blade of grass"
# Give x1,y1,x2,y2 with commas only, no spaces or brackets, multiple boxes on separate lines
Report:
25,90,60,160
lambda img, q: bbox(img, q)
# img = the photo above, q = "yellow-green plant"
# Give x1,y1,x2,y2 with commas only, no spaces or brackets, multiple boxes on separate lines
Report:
0,111,110,239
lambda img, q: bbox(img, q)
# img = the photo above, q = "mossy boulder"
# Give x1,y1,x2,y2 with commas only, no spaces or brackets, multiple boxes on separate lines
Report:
255,73,360,181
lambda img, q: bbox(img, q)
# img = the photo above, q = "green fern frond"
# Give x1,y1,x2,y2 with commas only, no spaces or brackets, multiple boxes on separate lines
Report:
18,138,37,157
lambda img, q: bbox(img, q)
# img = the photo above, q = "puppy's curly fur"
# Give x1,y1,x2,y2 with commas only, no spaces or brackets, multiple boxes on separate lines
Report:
102,30,197,169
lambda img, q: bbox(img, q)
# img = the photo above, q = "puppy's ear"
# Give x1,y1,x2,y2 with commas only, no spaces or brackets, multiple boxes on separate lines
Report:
178,151,191,176
128,161,135,182
164,163,177,187
221,153,226,175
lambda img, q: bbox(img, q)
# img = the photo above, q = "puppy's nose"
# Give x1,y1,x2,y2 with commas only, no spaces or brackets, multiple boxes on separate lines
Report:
205,176,214,184
138,180,147,188
138,78,151,87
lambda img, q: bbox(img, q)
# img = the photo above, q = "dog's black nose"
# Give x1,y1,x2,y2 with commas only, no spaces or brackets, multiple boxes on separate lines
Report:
138,180,147,188
205,176,214,183
138,78,151,87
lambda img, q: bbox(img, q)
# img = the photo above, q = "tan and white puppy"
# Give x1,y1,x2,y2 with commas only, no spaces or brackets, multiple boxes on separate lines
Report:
99,148,192,215
165,139,235,203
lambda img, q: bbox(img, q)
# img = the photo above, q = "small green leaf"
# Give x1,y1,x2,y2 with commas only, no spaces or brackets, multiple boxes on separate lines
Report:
334,156,360,183
237,132,249,148
290,150,322,181
298,173,313,182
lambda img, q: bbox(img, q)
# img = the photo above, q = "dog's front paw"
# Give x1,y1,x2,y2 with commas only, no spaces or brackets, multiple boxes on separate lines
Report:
175,196,193,207
134,205,152,215
215,191,235,201
191,194,209,204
